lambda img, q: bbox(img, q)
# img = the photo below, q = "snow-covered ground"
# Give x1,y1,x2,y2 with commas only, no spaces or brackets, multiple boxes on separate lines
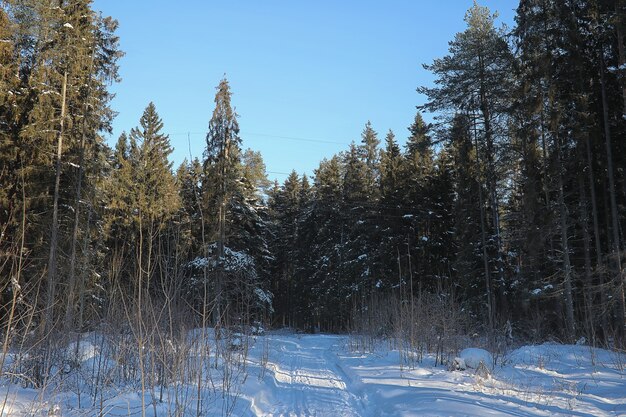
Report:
1,331,625,416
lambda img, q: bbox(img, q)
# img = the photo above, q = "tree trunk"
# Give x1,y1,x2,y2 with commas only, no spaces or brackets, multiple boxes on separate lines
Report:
407,235,415,352
64,105,88,332
585,132,608,337
556,135,575,342
77,204,92,334
478,54,505,305
578,174,595,343
44,69,68,338
599,52,626,342
215,132,230,328
471,109,494,339
616,0,626,114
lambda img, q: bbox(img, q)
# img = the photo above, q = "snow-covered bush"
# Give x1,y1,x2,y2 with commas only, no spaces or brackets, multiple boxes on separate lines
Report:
185,244,273,323
459,347,493,370
449,357,466,371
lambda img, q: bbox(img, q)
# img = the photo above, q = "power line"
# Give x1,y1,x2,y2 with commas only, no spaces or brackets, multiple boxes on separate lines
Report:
242,131,350,145
166,130,351,145
128,130,349,178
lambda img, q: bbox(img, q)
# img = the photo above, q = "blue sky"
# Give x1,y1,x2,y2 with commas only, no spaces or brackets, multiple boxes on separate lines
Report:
92,1,515,182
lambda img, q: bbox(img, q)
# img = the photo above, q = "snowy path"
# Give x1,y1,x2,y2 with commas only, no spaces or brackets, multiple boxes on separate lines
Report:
241,334,626,417
248,335,367,417
1,332,625,416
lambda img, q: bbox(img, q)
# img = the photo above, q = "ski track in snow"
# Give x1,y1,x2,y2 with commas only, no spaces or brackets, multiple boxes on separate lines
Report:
1,332,625,416
248,335,366,417
243,334,626,417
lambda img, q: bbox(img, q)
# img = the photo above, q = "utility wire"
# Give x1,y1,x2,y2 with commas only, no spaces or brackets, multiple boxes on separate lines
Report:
242,131,350,145
166,130,351,145
169,130,350,177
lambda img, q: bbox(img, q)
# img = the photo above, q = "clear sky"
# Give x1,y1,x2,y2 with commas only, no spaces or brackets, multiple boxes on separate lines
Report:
91,1,516,183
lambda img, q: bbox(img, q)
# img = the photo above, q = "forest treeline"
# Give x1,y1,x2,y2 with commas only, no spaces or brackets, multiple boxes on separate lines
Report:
1,0,625,360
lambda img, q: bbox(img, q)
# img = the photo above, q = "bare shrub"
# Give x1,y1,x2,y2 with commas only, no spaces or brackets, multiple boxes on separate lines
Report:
348,291,470,367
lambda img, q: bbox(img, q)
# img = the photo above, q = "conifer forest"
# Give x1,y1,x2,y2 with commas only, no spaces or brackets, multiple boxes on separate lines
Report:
1,1,626,416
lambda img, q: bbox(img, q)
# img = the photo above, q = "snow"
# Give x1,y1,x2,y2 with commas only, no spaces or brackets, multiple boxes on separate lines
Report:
459,347,493,370
188,245,255,273
1,333,625,416
188,256,208,268
65,339,98,362
532,284,554,295
608,64,626,72
451,356,467,370
254,287,273,305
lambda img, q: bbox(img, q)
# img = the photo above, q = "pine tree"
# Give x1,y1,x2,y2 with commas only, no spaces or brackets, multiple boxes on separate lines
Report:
511,0,619,341
418,2,514,332
241,148,271,197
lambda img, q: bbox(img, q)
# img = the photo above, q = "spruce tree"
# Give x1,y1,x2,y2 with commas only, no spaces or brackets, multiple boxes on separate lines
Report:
359,121,380,201
105,104,179,298
308,156,344,329
377,130,408,292
269,171,301,326
400,113,435,293
0,0,121,341
202,78,270,325
380,130,402,205
128,103,179,225
448,114,485,315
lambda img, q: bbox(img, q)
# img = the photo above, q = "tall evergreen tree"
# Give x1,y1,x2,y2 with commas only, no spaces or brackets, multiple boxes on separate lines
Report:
128,103,179,226
418,2,514,332
105,103,179,299
307,156,344,329
203,78,242,325
0,0,121,340
358,121,380,201
400,113,436,294
202,78,271,325
447,114,486,316
269,171,301,326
